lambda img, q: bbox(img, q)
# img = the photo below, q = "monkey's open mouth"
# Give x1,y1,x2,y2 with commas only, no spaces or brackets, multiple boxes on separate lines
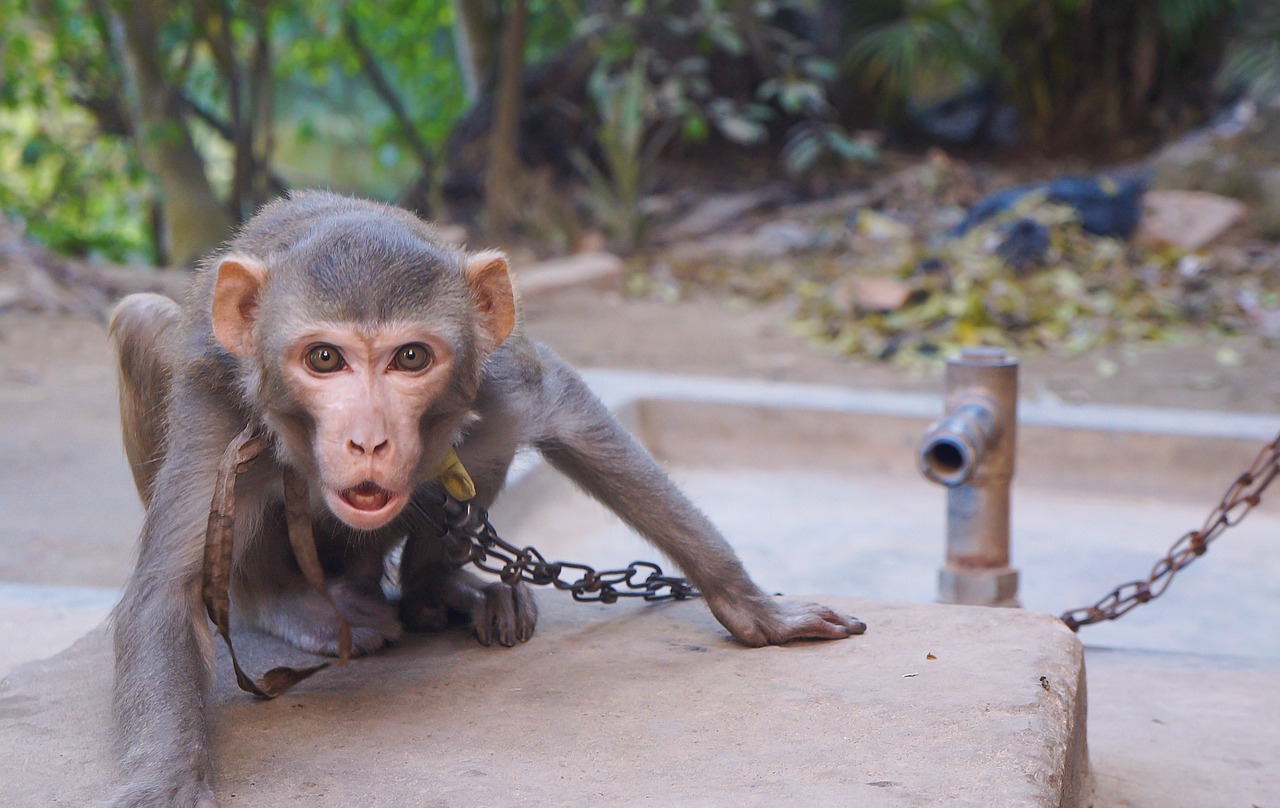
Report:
339,481,394,512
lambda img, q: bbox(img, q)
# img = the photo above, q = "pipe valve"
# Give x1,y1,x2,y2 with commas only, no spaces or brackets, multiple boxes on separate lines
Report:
919,347,1019,607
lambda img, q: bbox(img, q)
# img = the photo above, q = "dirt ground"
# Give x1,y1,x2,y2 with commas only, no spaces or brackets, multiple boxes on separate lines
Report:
2,282,1277,431
522,287,1280,414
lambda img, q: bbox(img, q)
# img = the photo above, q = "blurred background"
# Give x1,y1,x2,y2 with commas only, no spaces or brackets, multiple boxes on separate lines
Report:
2,0,1280,381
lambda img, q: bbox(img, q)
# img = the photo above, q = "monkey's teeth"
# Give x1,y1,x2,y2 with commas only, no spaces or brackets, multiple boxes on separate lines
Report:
341,482,393,512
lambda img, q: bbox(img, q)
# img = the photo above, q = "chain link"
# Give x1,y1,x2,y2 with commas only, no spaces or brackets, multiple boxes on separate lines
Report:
433,492,700,603
425,429,1280,623
1059,429,1280,631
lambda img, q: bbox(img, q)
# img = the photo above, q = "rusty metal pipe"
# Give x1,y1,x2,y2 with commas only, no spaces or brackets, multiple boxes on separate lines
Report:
919,347,1019,607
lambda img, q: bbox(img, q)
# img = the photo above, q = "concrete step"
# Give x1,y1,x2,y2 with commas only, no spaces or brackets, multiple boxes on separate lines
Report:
1087,647,1280,808
0,594,1088,807
0,582,117,678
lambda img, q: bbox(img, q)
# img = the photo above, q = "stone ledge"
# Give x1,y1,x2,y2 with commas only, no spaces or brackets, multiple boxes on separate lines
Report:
0,595,1087,807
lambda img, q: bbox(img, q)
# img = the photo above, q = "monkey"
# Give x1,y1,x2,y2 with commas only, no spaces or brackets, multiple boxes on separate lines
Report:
105,191,865,807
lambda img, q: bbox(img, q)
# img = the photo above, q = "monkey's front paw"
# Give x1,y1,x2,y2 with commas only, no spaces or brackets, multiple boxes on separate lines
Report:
401,568,537,647
471,580,538,647
706,594,866,647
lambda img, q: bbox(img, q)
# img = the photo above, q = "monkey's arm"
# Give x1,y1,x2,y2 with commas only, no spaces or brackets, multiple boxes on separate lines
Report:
109,392,241,808
524,345,865,646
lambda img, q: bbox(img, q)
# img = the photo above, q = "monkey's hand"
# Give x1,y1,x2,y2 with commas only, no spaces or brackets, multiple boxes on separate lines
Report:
401,567,537,648
703,591,866,647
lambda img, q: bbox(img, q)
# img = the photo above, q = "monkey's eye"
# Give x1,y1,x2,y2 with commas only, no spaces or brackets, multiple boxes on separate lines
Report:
392,343,432,372
305,344,346,373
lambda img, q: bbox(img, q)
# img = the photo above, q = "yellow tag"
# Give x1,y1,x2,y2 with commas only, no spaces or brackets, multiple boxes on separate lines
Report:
433,449,476,501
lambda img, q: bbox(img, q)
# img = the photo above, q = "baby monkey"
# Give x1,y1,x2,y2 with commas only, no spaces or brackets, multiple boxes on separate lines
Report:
107,191,865,807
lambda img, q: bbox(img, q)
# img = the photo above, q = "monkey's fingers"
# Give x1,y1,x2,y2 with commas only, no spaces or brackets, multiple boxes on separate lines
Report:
512,582,538,643
772,600,867,642
805,603,867,636
490,582,519,647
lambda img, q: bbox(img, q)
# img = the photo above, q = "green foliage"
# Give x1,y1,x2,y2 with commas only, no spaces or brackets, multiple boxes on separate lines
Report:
781,123,879,175
574,56,675,247
282,0,465,164
843,0,992,107
1218,0,1280,95
580,0,845,148
572,0,879,233
0,0,151,261
0,108,151,261
844,0,1242,148
0,0,500,260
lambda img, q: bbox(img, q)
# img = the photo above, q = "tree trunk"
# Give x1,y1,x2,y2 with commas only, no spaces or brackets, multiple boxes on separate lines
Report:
452,0,499,103
113,0,232,267
484,0,528,233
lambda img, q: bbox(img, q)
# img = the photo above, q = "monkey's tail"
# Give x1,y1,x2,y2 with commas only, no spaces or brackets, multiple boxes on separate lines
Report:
109,293,183,507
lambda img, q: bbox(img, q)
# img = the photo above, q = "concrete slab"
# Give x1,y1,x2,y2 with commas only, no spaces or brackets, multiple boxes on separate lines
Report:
0,594,1088,807
1087,647,1280,808
0,582,117,677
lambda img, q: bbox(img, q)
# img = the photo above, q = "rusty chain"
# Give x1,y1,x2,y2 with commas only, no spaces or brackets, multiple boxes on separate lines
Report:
420,428,1280,623
1059,429,1280,632
432,491,700,603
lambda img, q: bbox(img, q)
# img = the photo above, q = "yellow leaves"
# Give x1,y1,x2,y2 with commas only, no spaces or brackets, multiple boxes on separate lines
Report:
789,197,1260,365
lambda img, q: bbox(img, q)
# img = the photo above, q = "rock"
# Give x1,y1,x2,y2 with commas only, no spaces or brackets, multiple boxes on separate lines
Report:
516,251,624,300
753,221,819,253
1135,191,1248,251
0,283,21,312
1152,98,1280,235
662,189,783,242
666,233,765,262
832,275,914,312
782,190,873,221
1256,167,1280,237
665,221,828,263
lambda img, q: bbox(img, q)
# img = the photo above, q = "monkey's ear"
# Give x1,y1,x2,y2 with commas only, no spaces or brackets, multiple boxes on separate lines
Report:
464,250,516,352
212,256,268,357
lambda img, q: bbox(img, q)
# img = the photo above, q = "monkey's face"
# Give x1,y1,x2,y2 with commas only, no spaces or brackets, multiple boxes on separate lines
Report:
209,240,516,532
278,322,456,530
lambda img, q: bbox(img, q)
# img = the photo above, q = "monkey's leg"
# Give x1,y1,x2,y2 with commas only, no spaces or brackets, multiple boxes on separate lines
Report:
234,516,403,656
109,406,238,808
530,349,866,647
109,293,183,506
400,526,537,648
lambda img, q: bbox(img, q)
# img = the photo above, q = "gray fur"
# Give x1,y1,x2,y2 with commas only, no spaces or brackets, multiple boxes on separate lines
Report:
106,191,864,807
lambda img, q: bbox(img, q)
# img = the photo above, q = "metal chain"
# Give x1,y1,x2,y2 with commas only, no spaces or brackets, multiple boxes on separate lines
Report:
1059,429,1280,632
433,492,700,603
422,428,1280,622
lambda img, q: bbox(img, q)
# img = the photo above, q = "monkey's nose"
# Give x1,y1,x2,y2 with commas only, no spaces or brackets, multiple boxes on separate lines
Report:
347,438,390,457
